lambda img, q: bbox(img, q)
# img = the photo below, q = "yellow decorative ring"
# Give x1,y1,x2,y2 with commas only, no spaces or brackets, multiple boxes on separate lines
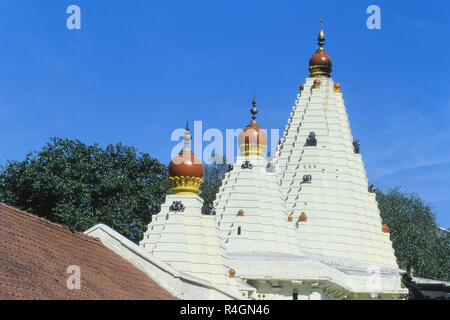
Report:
309,65,332,78
239,143,267,157
169,176,204,195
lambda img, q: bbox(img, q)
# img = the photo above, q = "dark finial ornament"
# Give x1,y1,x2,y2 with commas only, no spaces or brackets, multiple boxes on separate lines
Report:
306,132,317,146
241,160,254,169
302,175,312,183
227,164,234,172
186,120,190,131
368,185,376,193
353,140,360,154
250,96,258,123
169,201,185,212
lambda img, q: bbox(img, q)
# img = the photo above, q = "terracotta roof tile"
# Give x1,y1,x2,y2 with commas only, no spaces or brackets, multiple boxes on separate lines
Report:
0,203,175,300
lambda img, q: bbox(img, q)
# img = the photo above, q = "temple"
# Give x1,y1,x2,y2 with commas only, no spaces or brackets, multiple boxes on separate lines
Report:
85,24,408,299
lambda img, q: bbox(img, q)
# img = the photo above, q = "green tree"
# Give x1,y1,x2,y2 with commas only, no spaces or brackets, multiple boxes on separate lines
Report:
200,156,229,213
0,137,170,242
376,187,450,281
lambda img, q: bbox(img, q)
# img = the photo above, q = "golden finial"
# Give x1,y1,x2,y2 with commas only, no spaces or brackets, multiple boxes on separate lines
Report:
318,19,325,48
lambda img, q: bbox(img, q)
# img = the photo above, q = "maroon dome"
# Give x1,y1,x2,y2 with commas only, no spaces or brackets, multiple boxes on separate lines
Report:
309,48,333,68
169,151,204,178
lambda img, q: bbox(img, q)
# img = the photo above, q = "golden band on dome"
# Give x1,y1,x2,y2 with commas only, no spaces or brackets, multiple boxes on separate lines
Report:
169,176,204,195
239,143,267,157
309,65,332,78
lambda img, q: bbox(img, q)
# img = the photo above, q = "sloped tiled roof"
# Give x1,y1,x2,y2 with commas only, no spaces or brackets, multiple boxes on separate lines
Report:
0,203,175,300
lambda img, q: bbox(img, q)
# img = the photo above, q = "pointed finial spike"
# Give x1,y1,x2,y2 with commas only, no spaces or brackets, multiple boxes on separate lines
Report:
186,120,190,131
252,95,256,107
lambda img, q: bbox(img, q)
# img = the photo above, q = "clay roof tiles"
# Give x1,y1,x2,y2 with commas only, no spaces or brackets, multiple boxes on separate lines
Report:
0,202,175,300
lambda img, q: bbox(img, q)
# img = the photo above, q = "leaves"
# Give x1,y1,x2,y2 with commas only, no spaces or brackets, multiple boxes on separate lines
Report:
376,187,450,281
0,137,170,242
199,156,229,212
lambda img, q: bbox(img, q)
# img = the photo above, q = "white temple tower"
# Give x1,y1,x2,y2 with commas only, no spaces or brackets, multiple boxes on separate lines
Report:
138,23,408,300
140,123,241,298
214,97,299,257
273,24,399,269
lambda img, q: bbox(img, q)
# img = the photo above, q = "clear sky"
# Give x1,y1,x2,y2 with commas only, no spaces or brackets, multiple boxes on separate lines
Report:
0,1,449,228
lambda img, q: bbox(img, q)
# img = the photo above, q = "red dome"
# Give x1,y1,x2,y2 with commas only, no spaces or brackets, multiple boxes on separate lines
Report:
238,122,268,146
309,48,333,68
169,151,204,178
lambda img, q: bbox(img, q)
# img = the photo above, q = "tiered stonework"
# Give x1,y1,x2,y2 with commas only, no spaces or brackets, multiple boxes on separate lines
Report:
140,194,238,291
273,77,399,269
139,124,241,299
214,156,298,256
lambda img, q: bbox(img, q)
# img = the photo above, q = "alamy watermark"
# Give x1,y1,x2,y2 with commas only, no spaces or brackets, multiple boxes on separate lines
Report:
66,265,81,290
366,5,381,30
66,5,81,30
170,121,280,165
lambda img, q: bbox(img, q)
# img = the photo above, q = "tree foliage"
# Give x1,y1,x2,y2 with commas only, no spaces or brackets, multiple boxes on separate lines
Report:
200,157,228,213
377,187,450,281
0,138,170,242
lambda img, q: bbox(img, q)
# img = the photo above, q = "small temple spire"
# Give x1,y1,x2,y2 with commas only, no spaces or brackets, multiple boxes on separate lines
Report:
238,96,267,157
168,121,204,195
308,19,333,78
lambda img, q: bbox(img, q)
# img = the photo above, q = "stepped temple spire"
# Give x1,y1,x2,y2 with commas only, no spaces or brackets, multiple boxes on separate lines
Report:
168,121,204,195
238,96,267,157
309,19,333,78
141,121,240,295
137,22,407,300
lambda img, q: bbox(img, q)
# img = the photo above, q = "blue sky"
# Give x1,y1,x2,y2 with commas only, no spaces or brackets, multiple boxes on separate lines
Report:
0,1,448,227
